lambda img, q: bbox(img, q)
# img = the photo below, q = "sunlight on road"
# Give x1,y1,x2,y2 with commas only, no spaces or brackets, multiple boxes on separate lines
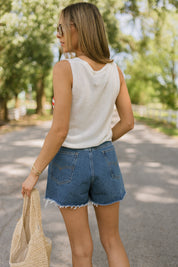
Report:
0,164,27,176
12,139,44,147
120,162,132,168
135,186,178,203
15,157,35,165
144,162,161,168
167,179,178,185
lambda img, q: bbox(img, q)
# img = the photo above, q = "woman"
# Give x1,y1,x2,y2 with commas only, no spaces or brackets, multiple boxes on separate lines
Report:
22,2,134,267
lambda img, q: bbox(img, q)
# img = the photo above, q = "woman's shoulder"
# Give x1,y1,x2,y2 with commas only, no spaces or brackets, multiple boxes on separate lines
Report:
53,60,72,75
118,67,125,82
52,60,73,85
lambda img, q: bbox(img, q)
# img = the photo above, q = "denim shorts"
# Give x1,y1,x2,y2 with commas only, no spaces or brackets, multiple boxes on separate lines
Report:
45,141,126,208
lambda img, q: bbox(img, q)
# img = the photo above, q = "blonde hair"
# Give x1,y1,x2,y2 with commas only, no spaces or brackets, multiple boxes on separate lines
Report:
60,2,113,64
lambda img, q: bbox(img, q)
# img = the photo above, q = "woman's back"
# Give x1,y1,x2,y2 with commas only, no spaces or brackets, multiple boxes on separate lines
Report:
62,57,120,148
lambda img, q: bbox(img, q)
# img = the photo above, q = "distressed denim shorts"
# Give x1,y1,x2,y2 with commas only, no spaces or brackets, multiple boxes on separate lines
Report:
45,141,126,208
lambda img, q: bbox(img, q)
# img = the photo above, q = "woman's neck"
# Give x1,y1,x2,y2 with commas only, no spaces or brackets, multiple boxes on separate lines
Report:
75,50,85,57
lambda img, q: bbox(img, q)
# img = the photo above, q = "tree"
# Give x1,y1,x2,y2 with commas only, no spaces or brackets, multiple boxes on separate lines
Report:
18,0,59,114
1,0,177,121
0,9,25,120
124,6,178,108
0,0,59,119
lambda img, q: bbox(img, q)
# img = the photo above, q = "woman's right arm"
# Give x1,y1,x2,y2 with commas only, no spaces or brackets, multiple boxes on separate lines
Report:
112,66,134,141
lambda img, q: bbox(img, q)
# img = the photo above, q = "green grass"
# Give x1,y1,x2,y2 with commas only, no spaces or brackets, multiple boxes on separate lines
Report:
134,114,178,137
26,108,36,115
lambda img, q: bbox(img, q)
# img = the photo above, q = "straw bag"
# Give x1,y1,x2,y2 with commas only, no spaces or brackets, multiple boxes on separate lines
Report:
9,188,52,267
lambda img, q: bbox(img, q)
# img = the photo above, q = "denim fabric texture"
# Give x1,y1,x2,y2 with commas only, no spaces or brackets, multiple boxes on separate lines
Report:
45,141,126,208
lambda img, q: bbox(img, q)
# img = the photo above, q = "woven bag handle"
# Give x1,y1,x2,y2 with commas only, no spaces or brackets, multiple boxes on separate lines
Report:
29,188,43,234
22,193,30,221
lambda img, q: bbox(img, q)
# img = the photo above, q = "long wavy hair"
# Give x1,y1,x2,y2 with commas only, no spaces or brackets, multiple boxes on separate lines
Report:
60,2,113,64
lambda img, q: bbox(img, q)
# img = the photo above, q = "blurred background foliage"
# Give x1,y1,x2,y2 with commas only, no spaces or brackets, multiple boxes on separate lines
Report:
0,0,177,121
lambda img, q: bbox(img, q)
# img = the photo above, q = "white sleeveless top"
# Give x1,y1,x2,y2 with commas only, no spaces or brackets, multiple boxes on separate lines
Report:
62,57,120,148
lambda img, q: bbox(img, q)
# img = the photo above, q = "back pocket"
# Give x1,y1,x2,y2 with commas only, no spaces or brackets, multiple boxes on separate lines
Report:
102,147,121,179
50,151,78,185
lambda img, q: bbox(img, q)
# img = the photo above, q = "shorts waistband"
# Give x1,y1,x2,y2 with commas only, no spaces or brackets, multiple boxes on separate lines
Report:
61,141,113,153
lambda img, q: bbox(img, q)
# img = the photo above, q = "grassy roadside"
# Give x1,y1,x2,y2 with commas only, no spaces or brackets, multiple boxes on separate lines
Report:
0,112,53,135
134,114,178,137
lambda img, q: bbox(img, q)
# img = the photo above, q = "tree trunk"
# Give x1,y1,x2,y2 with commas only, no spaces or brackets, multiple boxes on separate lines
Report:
36,76,46,115
0,97,8,121
15,93,20,108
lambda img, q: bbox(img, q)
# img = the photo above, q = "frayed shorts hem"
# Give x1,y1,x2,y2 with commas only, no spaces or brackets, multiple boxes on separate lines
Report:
44,192,126,209
44,198,89,209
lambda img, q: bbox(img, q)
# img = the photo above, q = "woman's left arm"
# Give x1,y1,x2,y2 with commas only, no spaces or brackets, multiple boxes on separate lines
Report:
22,60,72,197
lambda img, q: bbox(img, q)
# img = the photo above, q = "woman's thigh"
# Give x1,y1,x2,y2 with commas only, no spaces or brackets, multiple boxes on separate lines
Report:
94,202,120,239
59,206,93,253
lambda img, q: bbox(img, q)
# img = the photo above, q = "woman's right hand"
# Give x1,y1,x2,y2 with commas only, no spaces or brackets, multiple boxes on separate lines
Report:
21,171,39,198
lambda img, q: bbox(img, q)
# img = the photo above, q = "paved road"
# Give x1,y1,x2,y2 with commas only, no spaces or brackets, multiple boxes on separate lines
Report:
0,121,178,267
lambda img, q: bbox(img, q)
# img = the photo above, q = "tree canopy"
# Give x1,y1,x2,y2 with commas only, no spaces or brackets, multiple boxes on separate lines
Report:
0,0,177,120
